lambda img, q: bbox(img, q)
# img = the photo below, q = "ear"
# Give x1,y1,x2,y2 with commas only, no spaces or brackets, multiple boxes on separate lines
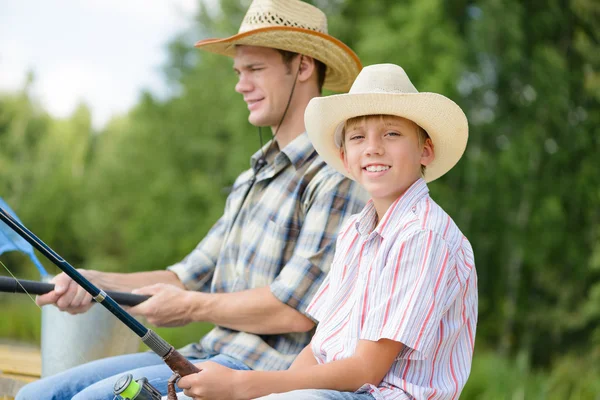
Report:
297,55,316,84
420,138,435,166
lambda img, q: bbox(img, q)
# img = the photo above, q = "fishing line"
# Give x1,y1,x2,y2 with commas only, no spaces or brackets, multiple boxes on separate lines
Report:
0,258,119,388
1,259,38,306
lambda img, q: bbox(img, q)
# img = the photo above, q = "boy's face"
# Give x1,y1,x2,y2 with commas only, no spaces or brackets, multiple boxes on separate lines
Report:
340,115,434,207
233,45,297,127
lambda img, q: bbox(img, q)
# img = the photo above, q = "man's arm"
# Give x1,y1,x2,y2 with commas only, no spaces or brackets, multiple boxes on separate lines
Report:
130,285,315,333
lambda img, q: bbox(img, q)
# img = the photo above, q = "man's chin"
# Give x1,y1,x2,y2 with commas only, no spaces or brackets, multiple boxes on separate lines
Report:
248,114,272,128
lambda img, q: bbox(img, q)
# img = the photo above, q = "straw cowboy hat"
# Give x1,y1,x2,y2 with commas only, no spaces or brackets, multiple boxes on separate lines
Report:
305,64,469,182
194,0,362,92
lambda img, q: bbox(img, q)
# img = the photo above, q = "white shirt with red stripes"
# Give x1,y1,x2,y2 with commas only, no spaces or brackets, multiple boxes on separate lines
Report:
306,178,478,400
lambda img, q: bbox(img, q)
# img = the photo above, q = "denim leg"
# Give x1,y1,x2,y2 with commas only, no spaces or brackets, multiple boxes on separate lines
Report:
16,352,166,400
72,359,204,400
256,390,376,400
41,353,250,400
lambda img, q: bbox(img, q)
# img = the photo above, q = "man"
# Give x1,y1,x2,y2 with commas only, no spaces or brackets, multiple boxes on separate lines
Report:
16,0,366,399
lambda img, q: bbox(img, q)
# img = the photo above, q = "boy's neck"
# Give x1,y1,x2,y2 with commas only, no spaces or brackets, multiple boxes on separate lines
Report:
371,178,422,225
372,200,390,227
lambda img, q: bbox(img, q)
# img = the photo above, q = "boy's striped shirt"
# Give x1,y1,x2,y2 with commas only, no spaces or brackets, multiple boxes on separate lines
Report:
307,178,478,400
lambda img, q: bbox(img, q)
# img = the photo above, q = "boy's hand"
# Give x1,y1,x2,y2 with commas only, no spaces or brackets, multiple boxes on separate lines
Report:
177,362,243,400
129,283,194,327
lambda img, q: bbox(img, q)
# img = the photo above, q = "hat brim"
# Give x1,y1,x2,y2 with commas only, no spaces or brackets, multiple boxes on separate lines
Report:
195,26,362,93
304,92,468,182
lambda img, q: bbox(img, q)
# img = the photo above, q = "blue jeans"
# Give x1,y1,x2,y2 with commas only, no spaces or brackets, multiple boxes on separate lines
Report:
173,390,375,400
16,352,250,400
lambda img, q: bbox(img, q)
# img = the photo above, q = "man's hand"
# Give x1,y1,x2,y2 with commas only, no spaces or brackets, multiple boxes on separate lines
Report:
129,283,195,327
177,362,243,400
35,270,96,314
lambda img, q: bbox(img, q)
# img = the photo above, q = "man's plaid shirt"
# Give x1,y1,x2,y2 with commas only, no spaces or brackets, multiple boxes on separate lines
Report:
168,132,367,371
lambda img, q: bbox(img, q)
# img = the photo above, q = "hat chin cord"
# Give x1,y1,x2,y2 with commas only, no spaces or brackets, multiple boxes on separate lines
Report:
254,55,303,173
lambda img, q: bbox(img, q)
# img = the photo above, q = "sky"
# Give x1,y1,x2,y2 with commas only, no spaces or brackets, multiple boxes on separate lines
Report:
0,0,210,129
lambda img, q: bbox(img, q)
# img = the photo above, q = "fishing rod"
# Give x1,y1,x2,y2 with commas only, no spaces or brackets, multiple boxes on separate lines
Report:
0,276,150,307
0,207,199,399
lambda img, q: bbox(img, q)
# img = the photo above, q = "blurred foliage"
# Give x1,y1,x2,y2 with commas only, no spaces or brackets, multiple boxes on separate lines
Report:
1,0,599,396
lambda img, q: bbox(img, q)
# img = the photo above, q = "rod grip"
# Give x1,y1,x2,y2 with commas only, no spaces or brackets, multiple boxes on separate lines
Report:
163,347,202,376
0,276,150,307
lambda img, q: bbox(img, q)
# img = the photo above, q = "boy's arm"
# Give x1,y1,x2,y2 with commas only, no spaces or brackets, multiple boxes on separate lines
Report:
288,342,318,371
178,338,403,400
239,338,404,397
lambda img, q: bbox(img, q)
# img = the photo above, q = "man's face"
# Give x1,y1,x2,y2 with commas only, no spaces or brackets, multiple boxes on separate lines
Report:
233,45,296,127
341,115,434,206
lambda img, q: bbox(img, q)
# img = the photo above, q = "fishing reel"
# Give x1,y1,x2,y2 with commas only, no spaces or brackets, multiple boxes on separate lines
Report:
113,373,162,400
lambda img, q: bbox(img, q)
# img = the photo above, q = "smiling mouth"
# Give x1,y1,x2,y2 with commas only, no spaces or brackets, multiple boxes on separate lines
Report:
364,165,391,172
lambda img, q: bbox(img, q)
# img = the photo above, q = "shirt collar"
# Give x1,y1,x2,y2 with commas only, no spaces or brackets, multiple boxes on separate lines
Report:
354,178,430,238
250,132,316,172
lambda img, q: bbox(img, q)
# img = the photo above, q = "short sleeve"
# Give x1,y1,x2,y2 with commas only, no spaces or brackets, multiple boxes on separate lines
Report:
360,230,459,359
167,215,226,291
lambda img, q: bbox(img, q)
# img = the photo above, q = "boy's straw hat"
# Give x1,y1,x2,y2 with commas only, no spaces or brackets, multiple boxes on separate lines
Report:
304,64,469,182
194,0,362,92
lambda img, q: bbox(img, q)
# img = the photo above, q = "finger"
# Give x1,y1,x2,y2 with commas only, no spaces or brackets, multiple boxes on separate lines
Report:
35,291,60,307
52,273,74,294
56,279,80,310
36,273,73,306
71,286,89,308
70,302,94,315
132,284,163,296
178,376,191,390
128,300,149,317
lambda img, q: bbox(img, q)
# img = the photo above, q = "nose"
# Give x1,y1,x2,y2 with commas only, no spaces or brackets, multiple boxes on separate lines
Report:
235,72,253,94
364,134,384,156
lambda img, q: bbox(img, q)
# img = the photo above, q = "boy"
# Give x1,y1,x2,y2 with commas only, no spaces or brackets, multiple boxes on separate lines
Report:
173,64,477,400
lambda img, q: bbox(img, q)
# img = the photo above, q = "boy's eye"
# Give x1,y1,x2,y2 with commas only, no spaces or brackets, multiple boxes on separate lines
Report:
349,134,364,141
385,131,401,137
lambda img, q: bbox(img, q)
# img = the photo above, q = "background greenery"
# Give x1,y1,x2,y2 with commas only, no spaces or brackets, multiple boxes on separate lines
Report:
1,0,599,398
